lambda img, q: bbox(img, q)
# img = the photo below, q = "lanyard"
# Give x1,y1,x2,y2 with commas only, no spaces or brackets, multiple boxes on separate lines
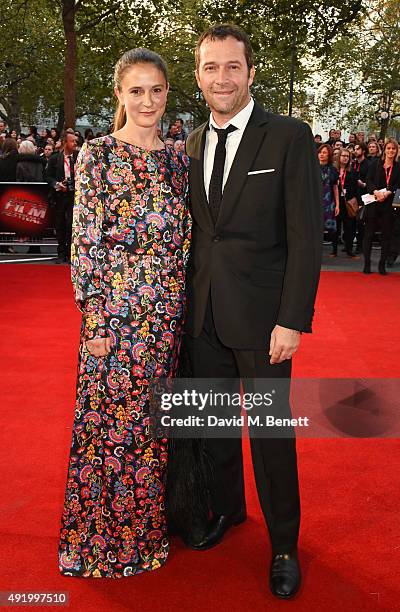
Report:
384,164,393,188
340,169,347,188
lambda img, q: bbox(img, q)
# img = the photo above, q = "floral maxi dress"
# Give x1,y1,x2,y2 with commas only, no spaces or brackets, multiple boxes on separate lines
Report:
58,136,191,578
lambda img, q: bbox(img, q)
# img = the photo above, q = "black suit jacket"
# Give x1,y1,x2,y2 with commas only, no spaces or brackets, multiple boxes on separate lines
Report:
366,158,400,215
45,151,78,189
185,101,323,349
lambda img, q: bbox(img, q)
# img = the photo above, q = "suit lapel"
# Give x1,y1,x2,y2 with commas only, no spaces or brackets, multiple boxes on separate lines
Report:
216,102,269,226
189,122,214,230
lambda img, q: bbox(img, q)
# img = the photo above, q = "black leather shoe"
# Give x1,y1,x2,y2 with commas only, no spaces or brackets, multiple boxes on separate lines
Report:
363,262,371,274
378,262,388,275
269,551,301,599
185,510,246,550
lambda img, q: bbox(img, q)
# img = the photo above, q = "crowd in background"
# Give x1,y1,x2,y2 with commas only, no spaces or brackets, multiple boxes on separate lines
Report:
0,117,187,182
316,128,400,274
0,117,399,273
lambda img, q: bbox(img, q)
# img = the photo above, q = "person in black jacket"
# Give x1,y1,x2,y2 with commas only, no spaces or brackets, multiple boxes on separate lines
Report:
183,25,322,600
352,142,370,253
363,138,400,275
333,148,359,257
16,140,46,182
0,138,19,181
45,128,78,263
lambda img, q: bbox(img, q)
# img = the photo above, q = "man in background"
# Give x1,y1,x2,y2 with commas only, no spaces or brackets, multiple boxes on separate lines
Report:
45,128,77,264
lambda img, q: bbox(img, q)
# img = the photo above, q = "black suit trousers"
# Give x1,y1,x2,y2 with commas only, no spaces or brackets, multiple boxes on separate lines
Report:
54,195,74,258
185,295,301,554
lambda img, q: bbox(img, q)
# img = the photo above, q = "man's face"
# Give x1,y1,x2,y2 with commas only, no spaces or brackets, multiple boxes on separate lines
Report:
348,134,356,143
64,133,77,152
354,144,363,158
314,135,322,143
335,130,341,140
356,132,364,142
40,129,47,138
195,36,254,122
0,121,6,132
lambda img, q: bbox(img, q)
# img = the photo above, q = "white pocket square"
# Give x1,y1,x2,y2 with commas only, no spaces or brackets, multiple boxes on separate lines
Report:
247,169,275,175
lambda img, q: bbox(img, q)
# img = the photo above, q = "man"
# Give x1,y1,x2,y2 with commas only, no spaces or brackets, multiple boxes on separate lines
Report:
184,25,322,600
175,118,187,141
356,131,365,143
325,128,336,146
352,142,370,253
314,133,322,147
45,128,77,264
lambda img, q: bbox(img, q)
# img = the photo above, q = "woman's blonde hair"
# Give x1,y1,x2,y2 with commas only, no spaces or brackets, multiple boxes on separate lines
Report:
382,137,399,160
113,48,168,131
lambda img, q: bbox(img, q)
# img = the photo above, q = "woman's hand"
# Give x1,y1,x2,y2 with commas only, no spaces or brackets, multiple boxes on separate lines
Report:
374,190,385,202
85,337,111,357
335,205,340,216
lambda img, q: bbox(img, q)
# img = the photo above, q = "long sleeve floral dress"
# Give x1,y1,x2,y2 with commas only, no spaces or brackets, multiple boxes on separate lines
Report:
58,135,191,578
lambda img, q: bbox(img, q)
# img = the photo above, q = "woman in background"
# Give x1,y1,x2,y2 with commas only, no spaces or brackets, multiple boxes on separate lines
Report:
363,138,400,274
318,144,339,254
333,148,359,258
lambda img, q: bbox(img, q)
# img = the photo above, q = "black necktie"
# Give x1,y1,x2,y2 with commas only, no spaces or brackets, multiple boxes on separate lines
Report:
208,124,237,224
69,155,75,182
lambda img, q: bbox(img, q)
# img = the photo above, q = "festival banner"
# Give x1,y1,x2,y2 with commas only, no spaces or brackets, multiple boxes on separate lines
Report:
0,182,54,239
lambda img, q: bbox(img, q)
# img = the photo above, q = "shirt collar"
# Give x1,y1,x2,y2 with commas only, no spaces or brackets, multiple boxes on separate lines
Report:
209,97,254,132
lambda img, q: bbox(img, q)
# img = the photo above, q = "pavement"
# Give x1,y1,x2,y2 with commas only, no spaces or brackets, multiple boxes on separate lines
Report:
0,242,399,273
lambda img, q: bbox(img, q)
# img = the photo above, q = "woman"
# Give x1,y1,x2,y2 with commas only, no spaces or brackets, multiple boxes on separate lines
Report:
50,127,60,142
84,128,94,142
58,48,191,578
318,144,339,251
16,140,45,182
363,138,400,274
0,137,19,181
333,148,359,257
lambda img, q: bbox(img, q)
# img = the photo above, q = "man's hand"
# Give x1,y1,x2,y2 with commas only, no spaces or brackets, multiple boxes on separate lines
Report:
269,325,301,364
85,337,111,357
55,180,67,192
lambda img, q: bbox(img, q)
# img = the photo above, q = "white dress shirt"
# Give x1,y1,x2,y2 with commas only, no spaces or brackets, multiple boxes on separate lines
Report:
203,97,254,200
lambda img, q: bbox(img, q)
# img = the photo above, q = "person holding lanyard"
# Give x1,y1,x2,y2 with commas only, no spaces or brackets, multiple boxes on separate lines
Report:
332,148,359,258
363,138,400,274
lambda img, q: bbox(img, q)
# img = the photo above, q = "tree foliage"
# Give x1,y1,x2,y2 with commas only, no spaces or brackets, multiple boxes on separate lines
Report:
0,0,365,130
315,0,400,137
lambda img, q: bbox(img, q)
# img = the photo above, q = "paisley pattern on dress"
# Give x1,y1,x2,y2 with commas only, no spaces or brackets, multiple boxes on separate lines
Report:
58,136,191,578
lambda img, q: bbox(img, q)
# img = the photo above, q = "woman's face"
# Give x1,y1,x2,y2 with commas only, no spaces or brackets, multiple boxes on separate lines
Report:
10,130,17,139
340,151,350,166
318,147,329,164
115,63,169,130
51,129,57,138
384,143,397,161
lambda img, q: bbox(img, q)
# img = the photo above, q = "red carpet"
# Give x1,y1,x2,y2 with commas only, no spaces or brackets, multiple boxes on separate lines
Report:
0,265,399,611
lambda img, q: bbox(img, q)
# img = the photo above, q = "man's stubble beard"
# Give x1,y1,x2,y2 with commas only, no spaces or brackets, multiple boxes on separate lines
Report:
207,87,250,117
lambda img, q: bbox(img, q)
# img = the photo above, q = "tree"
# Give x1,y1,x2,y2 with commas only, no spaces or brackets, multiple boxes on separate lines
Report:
315,0,400,137
0,0,64,131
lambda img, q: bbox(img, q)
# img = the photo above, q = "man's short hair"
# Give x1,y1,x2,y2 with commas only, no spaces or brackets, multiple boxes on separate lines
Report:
195,24,254,72
355,142,368,154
